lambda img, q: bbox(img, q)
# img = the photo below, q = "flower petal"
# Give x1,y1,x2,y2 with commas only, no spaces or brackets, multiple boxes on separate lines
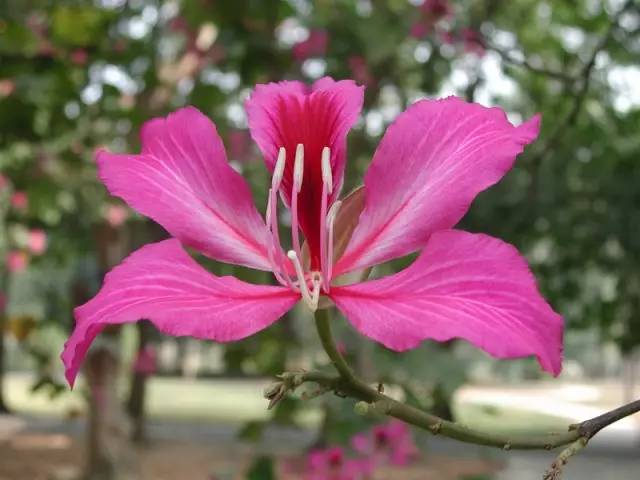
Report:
330,230,563,375
98,106,272,270
246,77,363,197
245,78,363,266
335,97,540,276
61,239,299,386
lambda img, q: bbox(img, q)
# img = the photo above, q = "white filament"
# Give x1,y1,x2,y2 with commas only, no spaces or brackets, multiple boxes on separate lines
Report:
325,200,342,285
293,143,304,193
321,146,332,194
287,250,320,311
272,147,286,190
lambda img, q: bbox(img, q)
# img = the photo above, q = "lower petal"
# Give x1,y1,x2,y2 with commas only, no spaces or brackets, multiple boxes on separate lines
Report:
61,239,299,386
330,230,563,375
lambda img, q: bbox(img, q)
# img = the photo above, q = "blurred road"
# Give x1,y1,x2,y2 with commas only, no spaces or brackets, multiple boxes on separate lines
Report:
1,377,638,479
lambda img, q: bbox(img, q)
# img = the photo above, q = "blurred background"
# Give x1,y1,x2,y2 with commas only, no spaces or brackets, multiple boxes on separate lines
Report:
0,0,639,479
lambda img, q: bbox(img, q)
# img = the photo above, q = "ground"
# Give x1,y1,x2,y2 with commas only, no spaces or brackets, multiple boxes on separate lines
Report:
0,430,501,480
1,374,639,479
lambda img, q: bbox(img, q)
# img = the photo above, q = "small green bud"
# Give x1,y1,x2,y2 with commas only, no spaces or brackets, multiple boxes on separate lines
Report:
354,401,370,416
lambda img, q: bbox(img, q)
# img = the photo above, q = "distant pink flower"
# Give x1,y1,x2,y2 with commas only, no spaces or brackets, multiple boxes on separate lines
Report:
105,205,129,227
462,28,486,56
0,174,8,190
352,420,419,467
133,345,157,376
420,0,452,21
409,22,430,39
168,15,189,33
26,13,47,36
412,0,452,38
306,447,372,480
0,292,6,313
228,130,252,162
7,251,28,273
71,49,89,66
439,30,455,44
348,56,374,87
28,229,47,255
10,191,28,212
293,30,328,61
61,76,563,387
0,79,15,97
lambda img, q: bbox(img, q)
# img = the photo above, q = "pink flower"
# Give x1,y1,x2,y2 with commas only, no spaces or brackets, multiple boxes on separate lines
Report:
105,204,129,227
462,28,486,56
439,30,455,44
352,420,419,467
28,229,47,255
420,0,452,21
412,0,452,38
61,76,563,387
70,49,89,66
0,292,6,313
0,174,8,190
409,22,430,39
10,191,28,212
7,251,28,273
133,345,157,376
0,79,15,98
306,447,372,480
293,30,328,62
347,56,374,87
228,130,252,162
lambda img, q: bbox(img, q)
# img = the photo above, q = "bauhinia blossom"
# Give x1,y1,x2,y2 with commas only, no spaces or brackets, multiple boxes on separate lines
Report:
305,446,372,480
351,420,418,467
61,77,563,386
28,229,47,255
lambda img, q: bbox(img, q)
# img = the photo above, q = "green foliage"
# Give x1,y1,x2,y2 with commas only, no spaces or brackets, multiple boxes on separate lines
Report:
51,6,112,47
246,455,276,480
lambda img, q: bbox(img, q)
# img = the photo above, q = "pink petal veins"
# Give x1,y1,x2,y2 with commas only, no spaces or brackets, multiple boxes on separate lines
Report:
330,230,563,376
61,239,299,386
98,106,273,271
335,97,540,276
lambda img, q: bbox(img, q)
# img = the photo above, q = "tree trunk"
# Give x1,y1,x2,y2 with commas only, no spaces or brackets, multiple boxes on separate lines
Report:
622,349,638,404
0,313,10,414
0,270,10,415
126,322,153,443
84,333,138,480
81,221,138,480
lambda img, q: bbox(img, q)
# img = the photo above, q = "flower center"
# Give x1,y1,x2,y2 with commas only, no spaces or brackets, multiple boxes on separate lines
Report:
265,144,341,311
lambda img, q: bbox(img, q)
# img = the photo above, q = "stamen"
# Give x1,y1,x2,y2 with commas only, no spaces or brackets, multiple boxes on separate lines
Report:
319,146,333,290
325,200,342,286
319,179,329,290
265,190,272,227
321,146,332,195
290,144,304,261
272,147,286,190
288,250,319,311
266,187,292,287
293,143,304,193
